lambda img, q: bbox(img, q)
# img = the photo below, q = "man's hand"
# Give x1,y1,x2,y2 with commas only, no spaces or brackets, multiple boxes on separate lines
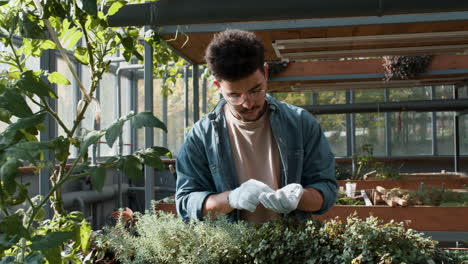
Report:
259,183,304,214
228,179,274,212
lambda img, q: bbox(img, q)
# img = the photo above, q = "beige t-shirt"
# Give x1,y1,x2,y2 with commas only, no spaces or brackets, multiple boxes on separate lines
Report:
224,104,281,224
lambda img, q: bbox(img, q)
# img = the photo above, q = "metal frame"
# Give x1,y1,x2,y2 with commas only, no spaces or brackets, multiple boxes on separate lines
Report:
108,1,468,28
39,48,56,219
157,11,468,34
143,26,155,210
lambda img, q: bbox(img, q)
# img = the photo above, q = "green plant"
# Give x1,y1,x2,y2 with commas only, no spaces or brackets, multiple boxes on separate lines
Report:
98,210,445,264
0,0,178,262
353,144,402,180
391,186,468,206
335,165,352,180
95,208,253,264
335,191,365,205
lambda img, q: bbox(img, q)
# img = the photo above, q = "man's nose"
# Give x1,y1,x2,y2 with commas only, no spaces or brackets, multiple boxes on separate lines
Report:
241,96,254,109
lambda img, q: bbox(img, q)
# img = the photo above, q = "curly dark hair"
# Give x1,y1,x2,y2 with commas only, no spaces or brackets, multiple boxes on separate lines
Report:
205,29,264,82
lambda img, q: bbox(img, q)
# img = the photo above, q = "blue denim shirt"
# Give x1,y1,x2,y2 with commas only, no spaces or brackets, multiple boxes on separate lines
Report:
175,95,337,222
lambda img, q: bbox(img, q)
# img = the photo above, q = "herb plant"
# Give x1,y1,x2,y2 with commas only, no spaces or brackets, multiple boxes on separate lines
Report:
98,211,445,264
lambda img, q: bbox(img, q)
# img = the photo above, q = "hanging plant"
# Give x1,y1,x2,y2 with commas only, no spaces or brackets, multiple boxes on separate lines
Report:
267,61,289,78
382,55,432,81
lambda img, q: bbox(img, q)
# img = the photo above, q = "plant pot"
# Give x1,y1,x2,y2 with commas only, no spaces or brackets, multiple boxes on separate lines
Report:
154,202,177,215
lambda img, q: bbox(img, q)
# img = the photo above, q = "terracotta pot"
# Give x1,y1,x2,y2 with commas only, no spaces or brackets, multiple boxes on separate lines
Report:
155,202,177,215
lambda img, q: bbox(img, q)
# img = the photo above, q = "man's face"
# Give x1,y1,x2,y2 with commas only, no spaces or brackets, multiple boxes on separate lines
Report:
217,68,268,122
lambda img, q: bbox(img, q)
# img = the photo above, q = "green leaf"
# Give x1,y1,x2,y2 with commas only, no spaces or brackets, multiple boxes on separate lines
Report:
50,136,70,163
0,88,33,118
17,71,57,98
0,256,15,264
82,0,98,16
0,158,21,195
24,252,46,264
105,118,125,148
7,183,28,206
0,215,30,239
43,0,67,19
108,1,125,16
90,166,106,192
105,111,167,147
43,246,60,264
48,72,71,85
0,233,20,251
73,47,89,65
80,220,91,252
0,107,11,123
0,112,46,146
0,1,8,6
70,161,90,174
79,130,104,156
136,146,172,169
122,155,142,181
132,112,167,132
30,231,73,251
5,141,51,164
19,12,46,39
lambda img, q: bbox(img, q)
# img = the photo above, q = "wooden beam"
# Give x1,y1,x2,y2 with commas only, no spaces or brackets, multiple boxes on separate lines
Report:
266,55,468,92
273,55,468,77
281,45,468,60
273,31,468,49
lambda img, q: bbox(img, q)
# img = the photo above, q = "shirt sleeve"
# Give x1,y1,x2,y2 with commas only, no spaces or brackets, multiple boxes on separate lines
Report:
300,111,338,214
175,129,216,221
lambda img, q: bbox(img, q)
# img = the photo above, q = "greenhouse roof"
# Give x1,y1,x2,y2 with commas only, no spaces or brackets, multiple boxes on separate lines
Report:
109,0,468,64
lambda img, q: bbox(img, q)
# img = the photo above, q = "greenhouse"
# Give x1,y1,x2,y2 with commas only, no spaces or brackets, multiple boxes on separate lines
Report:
0,0,467,263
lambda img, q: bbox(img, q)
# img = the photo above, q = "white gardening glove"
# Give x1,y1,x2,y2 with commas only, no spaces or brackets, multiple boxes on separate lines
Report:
259,183,304,214
228,179,274,212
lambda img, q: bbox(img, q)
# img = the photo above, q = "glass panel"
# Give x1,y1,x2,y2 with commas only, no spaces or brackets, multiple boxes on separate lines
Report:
354,89,384,103
355,113,386,155
390,112,432,155
274,91,314,105
462,115,468,155
80,65,94,132
459,85,468,99
316,91,346,105
389,86,431,101
315,114,346,156
136,78,163,151
166,77,184,156
56,57,75,136
436,112,453,155
120,74,132,155
434,85,454,99
99,72,116,156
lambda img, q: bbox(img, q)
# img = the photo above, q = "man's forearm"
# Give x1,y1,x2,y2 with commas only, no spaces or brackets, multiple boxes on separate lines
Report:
202,191,234,218
297,187,324,212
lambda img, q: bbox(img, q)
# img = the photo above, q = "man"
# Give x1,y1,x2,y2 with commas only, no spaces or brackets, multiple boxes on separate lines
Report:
176,29,337,224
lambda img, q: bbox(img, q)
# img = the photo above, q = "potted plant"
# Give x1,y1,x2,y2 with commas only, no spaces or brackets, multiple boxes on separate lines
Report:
0,0,179,262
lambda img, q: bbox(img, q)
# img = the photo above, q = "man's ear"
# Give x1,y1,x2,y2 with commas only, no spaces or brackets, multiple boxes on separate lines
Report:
263,64,269,80
213,80,220,88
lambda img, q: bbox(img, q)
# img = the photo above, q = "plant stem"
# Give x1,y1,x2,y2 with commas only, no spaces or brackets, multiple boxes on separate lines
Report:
8,39,24,72
28,95,72,136
1,207,10,217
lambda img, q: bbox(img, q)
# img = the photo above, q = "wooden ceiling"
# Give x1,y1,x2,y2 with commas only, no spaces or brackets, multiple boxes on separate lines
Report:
160,19,468,64
158,12,468,92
